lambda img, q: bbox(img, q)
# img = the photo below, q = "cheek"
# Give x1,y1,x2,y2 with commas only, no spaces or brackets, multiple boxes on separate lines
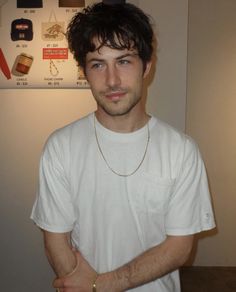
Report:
126,71,143,87
87,70,106,83
86,74,101,88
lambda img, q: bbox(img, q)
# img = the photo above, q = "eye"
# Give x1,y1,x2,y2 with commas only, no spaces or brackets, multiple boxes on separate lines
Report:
91,62,104,69
118,59,130,65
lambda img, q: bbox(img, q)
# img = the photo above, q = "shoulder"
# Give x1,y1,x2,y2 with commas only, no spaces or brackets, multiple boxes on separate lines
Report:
152,116,194,144
48,113,92,142
43,113,93,157
151,116,200,159
54,113,92,138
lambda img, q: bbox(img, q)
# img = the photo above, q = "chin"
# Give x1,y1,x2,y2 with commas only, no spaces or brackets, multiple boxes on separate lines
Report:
98,97,141,117
103,105,134,116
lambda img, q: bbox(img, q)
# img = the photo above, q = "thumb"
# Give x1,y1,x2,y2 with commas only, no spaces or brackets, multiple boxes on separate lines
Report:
53,277,65,289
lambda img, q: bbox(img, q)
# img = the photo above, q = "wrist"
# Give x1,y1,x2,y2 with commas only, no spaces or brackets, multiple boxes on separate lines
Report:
96,271,123,292
64,259,79,278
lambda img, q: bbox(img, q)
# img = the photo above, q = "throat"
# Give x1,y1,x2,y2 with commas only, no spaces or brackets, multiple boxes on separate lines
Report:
95,111,151,133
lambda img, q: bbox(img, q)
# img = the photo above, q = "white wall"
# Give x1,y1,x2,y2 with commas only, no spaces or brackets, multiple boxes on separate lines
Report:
186,0,236,266
0,1,188,291
0,92,96,292
141,0,188,131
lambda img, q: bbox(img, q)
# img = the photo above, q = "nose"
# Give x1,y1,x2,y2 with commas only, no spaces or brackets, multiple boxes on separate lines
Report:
105,64,121,88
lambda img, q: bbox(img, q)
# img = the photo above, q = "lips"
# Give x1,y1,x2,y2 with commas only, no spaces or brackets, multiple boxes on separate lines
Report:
105,91,126,101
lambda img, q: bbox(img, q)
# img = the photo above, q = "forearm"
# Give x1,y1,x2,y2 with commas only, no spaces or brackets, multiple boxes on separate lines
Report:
43,230,77,277
98,235,194,291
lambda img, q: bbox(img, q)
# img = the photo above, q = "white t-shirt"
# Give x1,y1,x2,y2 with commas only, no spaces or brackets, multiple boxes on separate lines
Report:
31,113,215,291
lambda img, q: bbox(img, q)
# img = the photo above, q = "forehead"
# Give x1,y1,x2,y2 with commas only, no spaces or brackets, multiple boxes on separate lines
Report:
86,46,137,60
86,37,138,61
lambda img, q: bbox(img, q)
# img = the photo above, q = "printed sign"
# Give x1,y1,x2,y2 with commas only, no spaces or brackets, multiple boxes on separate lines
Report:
43,48,68,59
0,0,93,88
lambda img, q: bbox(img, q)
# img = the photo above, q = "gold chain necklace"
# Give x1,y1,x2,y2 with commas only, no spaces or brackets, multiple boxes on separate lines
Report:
94,115,150,177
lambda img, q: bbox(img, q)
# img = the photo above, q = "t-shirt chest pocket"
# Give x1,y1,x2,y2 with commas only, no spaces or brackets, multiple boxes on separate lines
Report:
130,173,175,214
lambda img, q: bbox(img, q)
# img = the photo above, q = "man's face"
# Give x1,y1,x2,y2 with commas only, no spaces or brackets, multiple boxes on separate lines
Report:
85,42,151,117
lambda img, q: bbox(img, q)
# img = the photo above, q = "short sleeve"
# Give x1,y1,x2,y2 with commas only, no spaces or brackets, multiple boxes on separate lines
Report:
31,133,76,233
165,137,215,235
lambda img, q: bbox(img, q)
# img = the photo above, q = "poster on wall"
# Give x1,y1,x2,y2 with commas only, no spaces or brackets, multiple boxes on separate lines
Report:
0,0,98,89
0,0,139,89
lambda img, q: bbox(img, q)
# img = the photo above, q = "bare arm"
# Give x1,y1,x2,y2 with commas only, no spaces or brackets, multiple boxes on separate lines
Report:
52,234,194,291
43,230,97,291
97,235,194,291
43,230,77,277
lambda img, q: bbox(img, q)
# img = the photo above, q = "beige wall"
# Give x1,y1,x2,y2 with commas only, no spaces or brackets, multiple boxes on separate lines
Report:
187,0,236,266
4,0,236,289
0,92,97,291
4,1,236,289
0,1,190,291
140,0,188,130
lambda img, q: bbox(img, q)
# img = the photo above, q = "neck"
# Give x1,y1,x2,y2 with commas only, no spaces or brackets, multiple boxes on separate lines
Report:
95,109,150,133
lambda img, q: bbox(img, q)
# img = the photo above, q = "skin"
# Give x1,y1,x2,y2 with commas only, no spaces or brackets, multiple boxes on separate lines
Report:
85,40,152,133
44,41,194,291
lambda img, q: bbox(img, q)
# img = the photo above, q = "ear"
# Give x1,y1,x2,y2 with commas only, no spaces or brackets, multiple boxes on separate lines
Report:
143,61,152,78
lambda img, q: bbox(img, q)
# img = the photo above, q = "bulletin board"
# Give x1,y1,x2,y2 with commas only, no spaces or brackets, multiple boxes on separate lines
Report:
0,0,139,89
0,0,96,89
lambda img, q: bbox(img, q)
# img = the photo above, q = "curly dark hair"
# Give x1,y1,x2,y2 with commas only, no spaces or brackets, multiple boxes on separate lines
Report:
67,2,154,70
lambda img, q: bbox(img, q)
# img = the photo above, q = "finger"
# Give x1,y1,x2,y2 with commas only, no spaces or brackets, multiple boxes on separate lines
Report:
71,246,77,252
75,250,82,260
53,278,64,288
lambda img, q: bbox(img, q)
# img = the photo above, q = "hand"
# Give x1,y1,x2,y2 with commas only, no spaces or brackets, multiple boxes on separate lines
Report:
53,250,97,292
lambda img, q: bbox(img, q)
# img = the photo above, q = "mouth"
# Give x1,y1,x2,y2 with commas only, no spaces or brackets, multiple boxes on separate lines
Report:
105,91,126,102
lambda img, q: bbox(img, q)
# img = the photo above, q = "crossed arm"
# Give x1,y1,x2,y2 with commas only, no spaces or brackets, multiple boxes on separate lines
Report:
43,230,194,292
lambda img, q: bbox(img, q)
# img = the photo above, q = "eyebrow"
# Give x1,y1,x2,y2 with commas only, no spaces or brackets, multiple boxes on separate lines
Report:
87,52,138,64
117,53,138,60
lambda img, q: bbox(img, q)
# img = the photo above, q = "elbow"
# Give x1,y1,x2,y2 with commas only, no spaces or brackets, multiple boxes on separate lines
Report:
43,231,54,264
179,246,192,266
166,235,194,268
177,236,194,267
44,241,51,259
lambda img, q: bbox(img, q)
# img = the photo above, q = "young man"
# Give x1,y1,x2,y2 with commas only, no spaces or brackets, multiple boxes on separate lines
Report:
31,2,215,291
